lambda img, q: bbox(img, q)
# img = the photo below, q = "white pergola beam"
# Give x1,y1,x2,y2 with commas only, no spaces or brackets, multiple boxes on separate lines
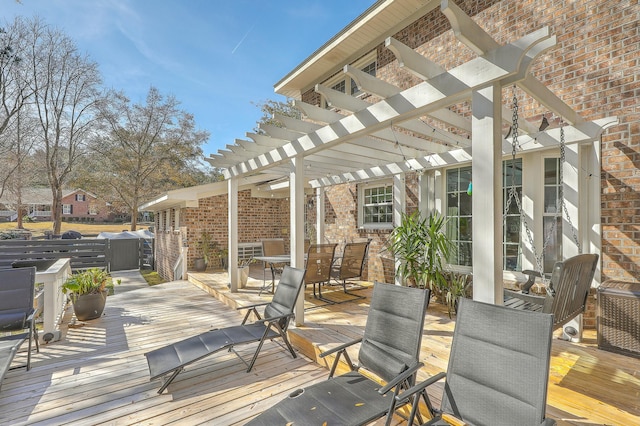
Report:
293,100,345,124
274,113,322,134
310,117,617,188
225,28,553,179
441,0,582,125
385,36,444,80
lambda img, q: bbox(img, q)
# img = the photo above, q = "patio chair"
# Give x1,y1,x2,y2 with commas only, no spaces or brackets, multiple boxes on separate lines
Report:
144,265,306,394
330,240,370,300
246,282,432,426
0,266,39,372
305,243,337,303
503,253,598,332
395,297,555,426
260,238,287,284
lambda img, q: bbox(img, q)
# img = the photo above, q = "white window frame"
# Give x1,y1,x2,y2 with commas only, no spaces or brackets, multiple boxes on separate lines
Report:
88,204,98,215
358,179,393,230
62,204,72,214
321,51,377,109
76,194,85,201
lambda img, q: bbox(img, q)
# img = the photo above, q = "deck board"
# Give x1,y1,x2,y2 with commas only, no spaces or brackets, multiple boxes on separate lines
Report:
0,271,637,425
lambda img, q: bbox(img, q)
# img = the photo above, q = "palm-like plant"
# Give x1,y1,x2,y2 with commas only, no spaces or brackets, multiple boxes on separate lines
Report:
62,268,119,302
386,211,454,294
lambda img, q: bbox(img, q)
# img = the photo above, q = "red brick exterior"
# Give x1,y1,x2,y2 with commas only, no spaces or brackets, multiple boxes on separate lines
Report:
299,0,640,324
60,190,112,222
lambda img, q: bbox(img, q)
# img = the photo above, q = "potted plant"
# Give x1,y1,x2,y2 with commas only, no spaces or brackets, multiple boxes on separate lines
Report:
62,268,120,321
194,231,213,271
386,211,454,298
237,257,254,289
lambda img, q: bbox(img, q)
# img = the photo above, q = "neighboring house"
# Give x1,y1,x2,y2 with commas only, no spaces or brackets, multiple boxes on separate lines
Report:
143,1,637,327
0,188,113,222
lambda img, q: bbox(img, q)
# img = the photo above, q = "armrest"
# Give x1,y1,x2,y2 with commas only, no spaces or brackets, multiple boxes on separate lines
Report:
521,270,541,294
378,362,423,395
395,371,447,405
319,338,362,358
237,301,269,311
504,289,545,306
262,312,293,326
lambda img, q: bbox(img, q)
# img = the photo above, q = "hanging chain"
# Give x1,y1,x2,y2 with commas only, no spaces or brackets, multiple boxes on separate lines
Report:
503,89,546,281
559,123,582,253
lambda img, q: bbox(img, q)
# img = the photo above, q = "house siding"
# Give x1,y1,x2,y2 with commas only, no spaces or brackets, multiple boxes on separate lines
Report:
60,190,112,222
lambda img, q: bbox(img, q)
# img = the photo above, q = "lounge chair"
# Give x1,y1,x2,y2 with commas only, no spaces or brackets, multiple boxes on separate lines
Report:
504,253,598,332
247,282,432,426
144,265,306,394
305,243,337,303
395,297,556,426
0,266,39,372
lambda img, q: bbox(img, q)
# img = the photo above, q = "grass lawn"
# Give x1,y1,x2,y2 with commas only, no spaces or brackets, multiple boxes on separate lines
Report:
0,221,146,238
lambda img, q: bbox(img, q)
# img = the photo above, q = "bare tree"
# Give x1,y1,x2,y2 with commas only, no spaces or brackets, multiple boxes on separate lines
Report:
0,18,33,198
95,87,208,230
25,18,102,234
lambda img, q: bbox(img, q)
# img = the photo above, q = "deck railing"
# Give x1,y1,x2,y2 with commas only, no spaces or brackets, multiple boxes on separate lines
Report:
35,258,72,343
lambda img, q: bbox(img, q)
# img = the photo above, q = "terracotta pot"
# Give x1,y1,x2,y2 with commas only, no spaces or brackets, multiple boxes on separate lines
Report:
72,290,108,321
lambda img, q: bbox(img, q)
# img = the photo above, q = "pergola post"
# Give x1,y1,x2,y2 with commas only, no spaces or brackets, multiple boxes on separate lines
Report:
393,173,406,286
228,177,239,292
316,187,325,244
291,157,306,325
471,84,503,304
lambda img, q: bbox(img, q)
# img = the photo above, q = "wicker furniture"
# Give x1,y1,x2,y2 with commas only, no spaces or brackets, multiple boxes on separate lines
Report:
597,280,640,357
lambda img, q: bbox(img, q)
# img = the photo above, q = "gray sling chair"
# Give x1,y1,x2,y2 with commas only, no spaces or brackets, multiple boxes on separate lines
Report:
305,243,337,303
330,240,371,302
247,282,433,426
144,266,306,394
0,266,39,373
503,253,599,333
395,297,556,426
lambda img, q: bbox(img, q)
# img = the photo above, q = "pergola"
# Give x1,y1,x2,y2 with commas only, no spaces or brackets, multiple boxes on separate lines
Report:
206,0,617,325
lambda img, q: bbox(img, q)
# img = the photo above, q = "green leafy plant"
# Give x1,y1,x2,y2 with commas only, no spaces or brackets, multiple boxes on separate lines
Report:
61,268,120,302
386,211,454,295
444,271,472,318
197,231,215,266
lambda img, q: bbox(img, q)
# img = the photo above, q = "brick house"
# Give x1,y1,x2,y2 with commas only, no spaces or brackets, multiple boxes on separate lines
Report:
145,0,637,328
0,188,113,222
60,189,113,222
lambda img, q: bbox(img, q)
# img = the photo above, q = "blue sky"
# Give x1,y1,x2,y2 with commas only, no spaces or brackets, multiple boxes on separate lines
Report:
2,0,372,158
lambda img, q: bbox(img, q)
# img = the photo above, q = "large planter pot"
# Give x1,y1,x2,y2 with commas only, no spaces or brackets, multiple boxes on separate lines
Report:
238,266,250,289
193,258,207,272
72,290,108,321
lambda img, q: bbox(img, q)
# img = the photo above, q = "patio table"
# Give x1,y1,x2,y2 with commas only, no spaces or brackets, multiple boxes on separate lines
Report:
253,255,291,294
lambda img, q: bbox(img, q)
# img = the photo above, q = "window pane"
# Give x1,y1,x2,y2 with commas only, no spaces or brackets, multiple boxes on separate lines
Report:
544,158,558,184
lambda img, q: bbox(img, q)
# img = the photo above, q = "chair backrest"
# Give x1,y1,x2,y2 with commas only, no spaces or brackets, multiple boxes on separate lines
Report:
338,240,370,280
263,266,306,329
261,238,286,257
0,266,36,331
441,298,554,426
305,244,337,284
542,253,598,328
358,282,430,383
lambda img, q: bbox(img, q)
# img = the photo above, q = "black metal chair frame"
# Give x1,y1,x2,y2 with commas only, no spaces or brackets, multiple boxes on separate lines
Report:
395,298,556,426
144,266,306,394
330,240,370,301
305,243,338,304
0,266,39,372
247,282,433,426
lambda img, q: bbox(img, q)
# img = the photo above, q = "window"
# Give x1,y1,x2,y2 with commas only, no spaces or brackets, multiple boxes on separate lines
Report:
359,182,393,228
89,204,98,215
445,158,523,270
75,194,85,201
542,157,562,273
321,52,377,108
503,159,523,271
446,167,472,266
62,204,72,214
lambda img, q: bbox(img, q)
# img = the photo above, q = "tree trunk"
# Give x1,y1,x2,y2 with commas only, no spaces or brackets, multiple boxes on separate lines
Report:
51,187,62,235
130,206,138,231
16,206,23,229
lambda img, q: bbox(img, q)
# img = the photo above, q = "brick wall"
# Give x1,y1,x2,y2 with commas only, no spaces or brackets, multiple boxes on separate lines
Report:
60,190,112,222
301,0,640,324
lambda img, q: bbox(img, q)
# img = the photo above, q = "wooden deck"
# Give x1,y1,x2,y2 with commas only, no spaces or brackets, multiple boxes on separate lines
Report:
1,268,638,425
